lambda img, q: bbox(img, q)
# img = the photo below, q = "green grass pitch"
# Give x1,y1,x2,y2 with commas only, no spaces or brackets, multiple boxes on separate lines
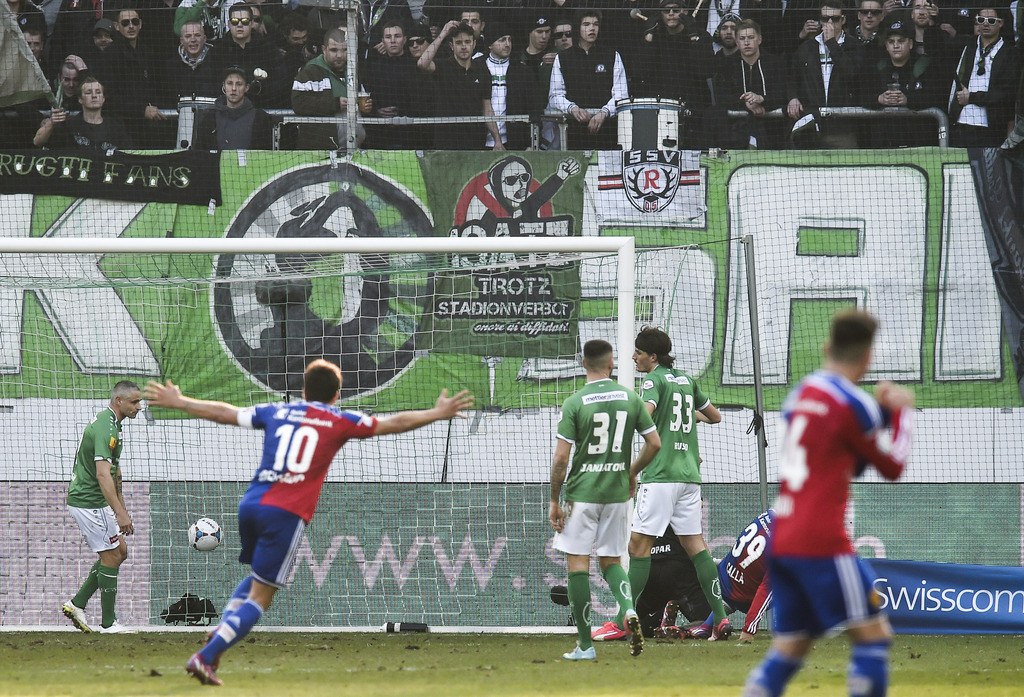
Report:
1,632,1022,696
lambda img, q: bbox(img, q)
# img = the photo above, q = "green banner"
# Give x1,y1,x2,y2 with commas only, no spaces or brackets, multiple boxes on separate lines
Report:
1,147,1020,413
420,152,587,358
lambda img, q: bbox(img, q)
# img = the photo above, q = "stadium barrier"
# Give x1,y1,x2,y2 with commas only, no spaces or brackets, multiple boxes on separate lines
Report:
724,106,950,147
873,560,1024,634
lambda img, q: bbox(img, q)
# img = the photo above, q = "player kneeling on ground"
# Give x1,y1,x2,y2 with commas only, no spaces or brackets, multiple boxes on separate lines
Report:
590,508,773,643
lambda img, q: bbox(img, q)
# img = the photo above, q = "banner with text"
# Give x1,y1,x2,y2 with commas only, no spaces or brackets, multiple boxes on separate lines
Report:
873,559,1024,634
0,149,221,205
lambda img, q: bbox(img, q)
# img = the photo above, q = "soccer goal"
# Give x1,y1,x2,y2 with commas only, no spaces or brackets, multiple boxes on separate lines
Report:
0,235,767,630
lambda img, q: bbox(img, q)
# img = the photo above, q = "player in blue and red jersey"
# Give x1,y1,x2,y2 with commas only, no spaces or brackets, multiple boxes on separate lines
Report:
742,310,914,697
145,360,473,686
684,509,774,642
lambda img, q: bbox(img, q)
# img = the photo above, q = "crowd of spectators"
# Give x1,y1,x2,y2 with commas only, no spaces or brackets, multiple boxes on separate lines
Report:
5,0,1024,150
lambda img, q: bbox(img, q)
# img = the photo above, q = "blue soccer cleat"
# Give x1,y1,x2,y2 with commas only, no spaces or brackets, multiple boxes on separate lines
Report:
562,644,597,661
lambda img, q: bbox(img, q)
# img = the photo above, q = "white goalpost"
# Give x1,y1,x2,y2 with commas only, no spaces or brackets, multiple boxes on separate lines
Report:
0,235,661,631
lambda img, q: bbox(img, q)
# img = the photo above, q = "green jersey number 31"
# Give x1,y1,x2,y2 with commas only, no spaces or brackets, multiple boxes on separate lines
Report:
589,410,628,454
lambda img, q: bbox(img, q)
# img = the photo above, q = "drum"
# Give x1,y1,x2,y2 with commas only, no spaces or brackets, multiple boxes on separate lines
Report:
176,97,216,150
615,98,685,151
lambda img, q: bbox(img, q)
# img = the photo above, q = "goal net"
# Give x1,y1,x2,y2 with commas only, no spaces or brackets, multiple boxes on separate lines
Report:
0,236,763,629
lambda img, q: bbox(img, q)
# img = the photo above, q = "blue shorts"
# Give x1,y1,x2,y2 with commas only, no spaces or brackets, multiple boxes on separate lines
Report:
237,502,306,589
770,554,884,637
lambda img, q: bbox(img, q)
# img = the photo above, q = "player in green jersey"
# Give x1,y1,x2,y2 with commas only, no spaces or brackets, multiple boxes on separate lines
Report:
549,339,661,660
625,327,731,641
63,380,143,634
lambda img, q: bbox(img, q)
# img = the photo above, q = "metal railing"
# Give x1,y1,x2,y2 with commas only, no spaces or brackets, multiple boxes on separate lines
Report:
8,104,950,151
174,99,549,151
725,106,950,148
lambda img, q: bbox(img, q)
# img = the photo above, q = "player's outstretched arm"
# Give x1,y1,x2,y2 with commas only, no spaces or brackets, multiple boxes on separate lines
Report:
144,380,241,425
374,389,474,436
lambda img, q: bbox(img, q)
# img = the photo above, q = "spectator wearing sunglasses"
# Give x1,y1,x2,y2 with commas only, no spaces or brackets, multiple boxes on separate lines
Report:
552,21,573,51
634,0,715,148
851,0,885,63
787,0,865,147
218,3,287,107
948,7,1017,147
406,24,429,60
89,8,166,148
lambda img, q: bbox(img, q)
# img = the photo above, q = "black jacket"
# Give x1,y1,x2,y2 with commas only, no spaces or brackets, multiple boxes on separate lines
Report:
948,37,1018,134
789,33,864,109
193,96,275,150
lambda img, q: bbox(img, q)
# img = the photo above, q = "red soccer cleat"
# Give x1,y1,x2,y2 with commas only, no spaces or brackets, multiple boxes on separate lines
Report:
591,620,627,641
684,622,711,639
186,653,223,686
708,617,733,642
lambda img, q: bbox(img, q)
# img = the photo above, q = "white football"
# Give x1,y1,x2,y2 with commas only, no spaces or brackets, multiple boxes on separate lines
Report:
188,517,222,551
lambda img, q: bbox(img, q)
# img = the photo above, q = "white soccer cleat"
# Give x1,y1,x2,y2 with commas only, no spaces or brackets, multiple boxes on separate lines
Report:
562,644,596,660
98,620,137,634
62,600,92,633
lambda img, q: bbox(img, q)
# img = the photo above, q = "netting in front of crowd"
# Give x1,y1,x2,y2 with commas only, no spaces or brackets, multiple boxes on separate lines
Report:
5,1,1021,152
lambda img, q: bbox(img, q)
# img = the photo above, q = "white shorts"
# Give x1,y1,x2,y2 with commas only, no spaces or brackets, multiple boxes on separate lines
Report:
631,482,703,537
68,505,122,553
553,500,630,557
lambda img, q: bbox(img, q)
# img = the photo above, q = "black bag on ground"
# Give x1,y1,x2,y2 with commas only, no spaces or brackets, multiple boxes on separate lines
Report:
160,593,219,625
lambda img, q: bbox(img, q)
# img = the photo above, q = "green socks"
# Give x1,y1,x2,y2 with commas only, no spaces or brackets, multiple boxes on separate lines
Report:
97,564,120,627
692,549,727,622
604,562,637,627
567,570,593,650
626,556,651,617
72,560,101,609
